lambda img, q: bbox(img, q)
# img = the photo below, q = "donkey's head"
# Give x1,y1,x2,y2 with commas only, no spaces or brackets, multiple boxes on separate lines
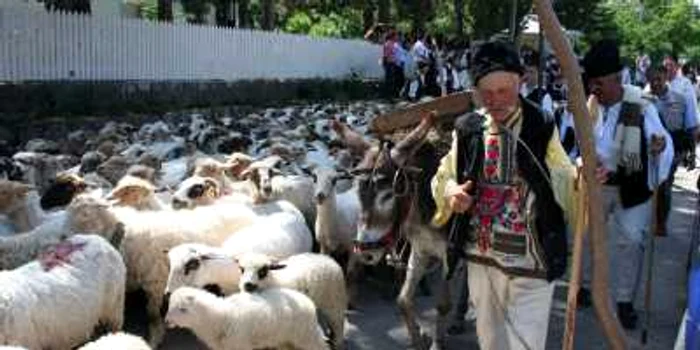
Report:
352,114,437,265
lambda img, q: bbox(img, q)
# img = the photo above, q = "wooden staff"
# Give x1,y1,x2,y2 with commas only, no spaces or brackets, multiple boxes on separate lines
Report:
532,1,627,349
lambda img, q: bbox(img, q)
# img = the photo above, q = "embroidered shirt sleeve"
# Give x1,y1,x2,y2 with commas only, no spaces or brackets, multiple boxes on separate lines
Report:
545,126,583,228
431,130,459,227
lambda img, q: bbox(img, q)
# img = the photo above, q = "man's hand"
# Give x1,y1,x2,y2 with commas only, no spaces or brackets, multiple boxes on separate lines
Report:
595,166,610,184
650,134,666,156
447,180,476,214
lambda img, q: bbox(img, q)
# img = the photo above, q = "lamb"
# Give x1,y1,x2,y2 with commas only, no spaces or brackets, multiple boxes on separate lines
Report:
164,286,330,350
111,200,261,346
309,167,359,260
163,201,313,300
237,252,348,350
242,156,316,230
0,194,124,270
0,180,52,233
12,151,78,193
0,234,126,350
40,173,111,211
106,175,167,211
96,155,131,185
77,332,151,350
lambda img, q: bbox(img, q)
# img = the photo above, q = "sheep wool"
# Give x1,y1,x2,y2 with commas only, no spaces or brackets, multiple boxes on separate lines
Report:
165,286,329,350
0,234,126,350
78,332,151,350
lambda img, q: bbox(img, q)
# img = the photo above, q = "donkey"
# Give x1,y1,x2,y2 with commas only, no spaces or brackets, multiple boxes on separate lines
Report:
352,112,452,350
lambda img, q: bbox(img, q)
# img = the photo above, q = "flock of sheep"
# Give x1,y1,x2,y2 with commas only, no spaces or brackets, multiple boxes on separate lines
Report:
0,99,442,350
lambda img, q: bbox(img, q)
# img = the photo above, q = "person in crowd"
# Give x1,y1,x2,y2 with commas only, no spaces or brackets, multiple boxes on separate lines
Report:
647,65,697,236
520,50,554,117
664,54,699,169
578,40,673,330
431,39,583,350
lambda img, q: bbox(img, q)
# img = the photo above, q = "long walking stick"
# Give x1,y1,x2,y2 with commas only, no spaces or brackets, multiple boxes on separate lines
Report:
533,1,627,348
563,174,588,350
642,152,661,344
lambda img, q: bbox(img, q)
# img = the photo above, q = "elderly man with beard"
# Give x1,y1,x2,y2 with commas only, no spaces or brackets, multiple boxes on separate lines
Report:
431,39,588,350
577,40,673,330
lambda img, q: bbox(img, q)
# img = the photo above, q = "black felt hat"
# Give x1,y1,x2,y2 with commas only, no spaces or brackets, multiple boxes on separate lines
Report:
470,40,525,85
582,39,623,79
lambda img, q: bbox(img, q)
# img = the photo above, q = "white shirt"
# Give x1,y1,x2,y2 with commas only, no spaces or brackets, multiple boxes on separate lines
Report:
593,86,674,189
669,74,699,129
411,40,430,64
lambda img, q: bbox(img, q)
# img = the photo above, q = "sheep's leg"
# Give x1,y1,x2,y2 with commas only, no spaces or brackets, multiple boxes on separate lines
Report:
431,256,452,350
397,250,430,350
346,251,363,310
146,291,166,348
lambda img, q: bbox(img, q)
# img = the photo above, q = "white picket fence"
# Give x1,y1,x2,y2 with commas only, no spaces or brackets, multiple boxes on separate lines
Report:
0,5,384,82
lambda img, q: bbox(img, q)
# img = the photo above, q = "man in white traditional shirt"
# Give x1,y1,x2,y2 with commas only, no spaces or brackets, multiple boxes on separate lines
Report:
579,40,673,330
647,65,697,236
664,54,699,169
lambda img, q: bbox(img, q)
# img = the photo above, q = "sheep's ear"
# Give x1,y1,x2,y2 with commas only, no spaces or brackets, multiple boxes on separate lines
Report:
270,167,283,176
268,263,286,270
162,249,169,255
300,166,313,177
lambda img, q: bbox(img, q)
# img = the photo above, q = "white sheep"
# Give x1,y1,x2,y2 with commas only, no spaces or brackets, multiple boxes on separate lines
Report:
242,156,316,230
0,234,126,350
238,252,348,350
111,199,262,347
106,175,167,211
164,286,330,350
0,180,52,233
309,167,359,258
0,195,124,270
171,175,252,209
77,332,151,350
222,199,312,258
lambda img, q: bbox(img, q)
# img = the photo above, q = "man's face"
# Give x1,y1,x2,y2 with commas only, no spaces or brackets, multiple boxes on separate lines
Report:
524,66,538,86
587,72,621,106
648,71,666,96
663,58,678,81
476,71,521,122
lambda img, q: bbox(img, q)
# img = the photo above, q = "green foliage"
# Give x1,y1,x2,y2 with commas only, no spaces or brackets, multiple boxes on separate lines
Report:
283,8,364,38
604,0,700,62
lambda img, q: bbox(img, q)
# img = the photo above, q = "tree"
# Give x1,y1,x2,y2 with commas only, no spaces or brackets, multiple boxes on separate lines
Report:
157,0,173,21
212,0,235,27
377,0,390,24
261,0,275,30
40,0,91,14
180,0,210,24
467,0,530,40
455,0,465,35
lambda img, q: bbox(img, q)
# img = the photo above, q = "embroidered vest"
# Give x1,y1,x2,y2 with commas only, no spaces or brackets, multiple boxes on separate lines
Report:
454,98,568,281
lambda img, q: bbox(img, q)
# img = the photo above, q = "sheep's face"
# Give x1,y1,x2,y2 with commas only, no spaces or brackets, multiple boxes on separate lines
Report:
309,168,351,205
237,253,286,293
40,173,89,211
243,166,281,201
67,195,122,242
164,287,202,329
165,245,238,296
0,180,33,213
107,177,155,209
172,176,221,210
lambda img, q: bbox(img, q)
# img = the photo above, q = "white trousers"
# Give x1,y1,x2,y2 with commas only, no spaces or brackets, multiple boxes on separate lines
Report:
582,185,651,302
468,263,555,350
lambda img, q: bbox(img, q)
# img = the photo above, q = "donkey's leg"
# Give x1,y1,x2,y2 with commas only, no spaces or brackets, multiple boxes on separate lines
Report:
397,249,430,350
431,255,452,350
448,263,471,335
